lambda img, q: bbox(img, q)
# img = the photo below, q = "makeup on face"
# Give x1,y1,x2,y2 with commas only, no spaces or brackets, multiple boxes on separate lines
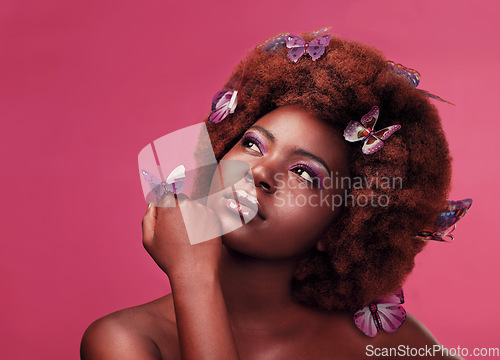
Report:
239,126,330,190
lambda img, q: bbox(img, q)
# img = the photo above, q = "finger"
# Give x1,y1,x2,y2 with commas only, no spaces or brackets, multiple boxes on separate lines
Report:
142,202,157,245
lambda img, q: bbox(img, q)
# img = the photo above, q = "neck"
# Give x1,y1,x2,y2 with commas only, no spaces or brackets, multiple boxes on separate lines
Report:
218,245,314,330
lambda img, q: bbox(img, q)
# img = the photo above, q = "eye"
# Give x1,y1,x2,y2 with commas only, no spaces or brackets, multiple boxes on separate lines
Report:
289,163,323,188
240,133,263,155
293,167,313,182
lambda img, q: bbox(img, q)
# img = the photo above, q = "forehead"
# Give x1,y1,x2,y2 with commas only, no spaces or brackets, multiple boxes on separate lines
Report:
253,105,348,173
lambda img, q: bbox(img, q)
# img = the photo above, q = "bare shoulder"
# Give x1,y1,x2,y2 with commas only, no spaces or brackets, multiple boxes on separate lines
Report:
367,312,464,360
80,294,179,360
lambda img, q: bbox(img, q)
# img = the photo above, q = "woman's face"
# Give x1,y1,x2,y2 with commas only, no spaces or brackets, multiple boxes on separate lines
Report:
210,105,349,259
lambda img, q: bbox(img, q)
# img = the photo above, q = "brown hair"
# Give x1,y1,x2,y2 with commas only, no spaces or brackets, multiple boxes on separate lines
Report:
199,31,452,312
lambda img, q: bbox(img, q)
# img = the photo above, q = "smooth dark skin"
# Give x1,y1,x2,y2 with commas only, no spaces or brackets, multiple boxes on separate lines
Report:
81,106,463,360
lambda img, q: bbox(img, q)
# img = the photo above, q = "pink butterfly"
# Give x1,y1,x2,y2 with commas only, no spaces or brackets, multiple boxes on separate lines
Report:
354,289,406,337
386,61,455,105
140,165,186,198
286,34,332,62
208,90,238,124
343,106,401,154
416,198,473,242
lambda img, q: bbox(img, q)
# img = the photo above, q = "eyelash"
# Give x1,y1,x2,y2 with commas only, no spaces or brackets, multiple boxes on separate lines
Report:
240,133,263,154
289,162,324,189
240,132,324,189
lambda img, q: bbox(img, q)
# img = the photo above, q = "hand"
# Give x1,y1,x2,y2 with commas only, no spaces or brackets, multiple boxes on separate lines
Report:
142,192,223,282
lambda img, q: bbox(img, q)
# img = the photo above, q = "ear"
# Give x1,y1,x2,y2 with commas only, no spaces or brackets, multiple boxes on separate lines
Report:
316,237,328,252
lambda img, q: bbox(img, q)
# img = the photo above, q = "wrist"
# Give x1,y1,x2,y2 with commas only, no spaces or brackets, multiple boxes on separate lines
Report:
168,266,219,289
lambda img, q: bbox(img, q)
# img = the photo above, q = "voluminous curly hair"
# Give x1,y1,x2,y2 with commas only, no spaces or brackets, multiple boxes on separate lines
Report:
198,30,452,312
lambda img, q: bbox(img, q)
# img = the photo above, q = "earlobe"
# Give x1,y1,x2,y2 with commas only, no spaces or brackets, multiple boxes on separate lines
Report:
316,239,327,252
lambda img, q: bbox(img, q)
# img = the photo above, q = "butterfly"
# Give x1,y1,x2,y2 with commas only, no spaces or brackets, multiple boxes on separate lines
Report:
416,198,473,242
343,106,401,154
140,165,186,198
286,34,332,62
258,27,332,53
258,32,290,52
208,90,238,124
354,289,406,337
386,60,455,105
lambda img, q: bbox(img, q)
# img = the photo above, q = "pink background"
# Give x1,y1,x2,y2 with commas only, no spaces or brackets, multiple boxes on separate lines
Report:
1,0,498,358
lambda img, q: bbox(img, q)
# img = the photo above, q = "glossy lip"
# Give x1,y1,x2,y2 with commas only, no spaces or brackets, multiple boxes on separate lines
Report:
224,197,256,218
222,189,265,220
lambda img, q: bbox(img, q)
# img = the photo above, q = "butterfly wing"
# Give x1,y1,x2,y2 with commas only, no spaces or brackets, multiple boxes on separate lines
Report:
362,136,384,155
306,34,332,61
165,165,186,194
386,60,421,88
386,61,453,105
141,168,160,183
376,302,407,334
258,33,290,52
362,125,401,155
149,183,165,199
166,165,186,184
287,47,305,62
377,288,405,305
164,181,185,194
394,288,405,304
343,121,369,142
354,305,379,337
307,26,332,37
418,89,455,106
435,199,473,233
415,231,445,242
360,106,379,129
372,125,401,141
286,35,306,62
209,91,234,124
417,198,472,242
140,169,165,199
228,90,238,114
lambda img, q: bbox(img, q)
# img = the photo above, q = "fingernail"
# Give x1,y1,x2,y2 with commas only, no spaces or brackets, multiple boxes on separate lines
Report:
147,202,153,210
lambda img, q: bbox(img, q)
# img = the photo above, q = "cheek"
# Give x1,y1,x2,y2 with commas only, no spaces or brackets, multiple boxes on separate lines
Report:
271,190,340,250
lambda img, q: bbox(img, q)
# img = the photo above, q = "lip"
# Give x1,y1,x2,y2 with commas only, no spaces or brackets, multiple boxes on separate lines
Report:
223,189,265,221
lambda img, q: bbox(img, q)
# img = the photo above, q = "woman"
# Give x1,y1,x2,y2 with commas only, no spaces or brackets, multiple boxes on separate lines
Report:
81,29,463,359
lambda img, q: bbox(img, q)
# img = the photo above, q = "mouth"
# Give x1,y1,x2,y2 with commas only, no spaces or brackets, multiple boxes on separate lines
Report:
223,189,265,221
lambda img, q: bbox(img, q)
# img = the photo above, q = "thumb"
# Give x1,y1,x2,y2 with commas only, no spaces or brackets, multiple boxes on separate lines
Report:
142,202,157,245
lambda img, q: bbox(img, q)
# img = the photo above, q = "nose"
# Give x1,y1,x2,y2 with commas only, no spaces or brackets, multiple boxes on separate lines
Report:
247,158,278,194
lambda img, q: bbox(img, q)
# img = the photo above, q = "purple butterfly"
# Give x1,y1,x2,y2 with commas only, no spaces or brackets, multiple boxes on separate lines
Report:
416,198,473,242
343,106,401,154
208,90,238,124
140,165,186,198
386,60,455,105
258,27,331,53
354,289,406,337
286,34,332,62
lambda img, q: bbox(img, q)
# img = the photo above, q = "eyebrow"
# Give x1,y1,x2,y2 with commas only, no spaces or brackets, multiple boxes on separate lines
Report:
248,125,332,174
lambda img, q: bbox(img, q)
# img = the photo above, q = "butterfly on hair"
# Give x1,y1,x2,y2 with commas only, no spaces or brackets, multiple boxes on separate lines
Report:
343,106,401,154
386,60,455,105
285,33,332,62
257,26,331,53
415,198,473,242
208,90,238,124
